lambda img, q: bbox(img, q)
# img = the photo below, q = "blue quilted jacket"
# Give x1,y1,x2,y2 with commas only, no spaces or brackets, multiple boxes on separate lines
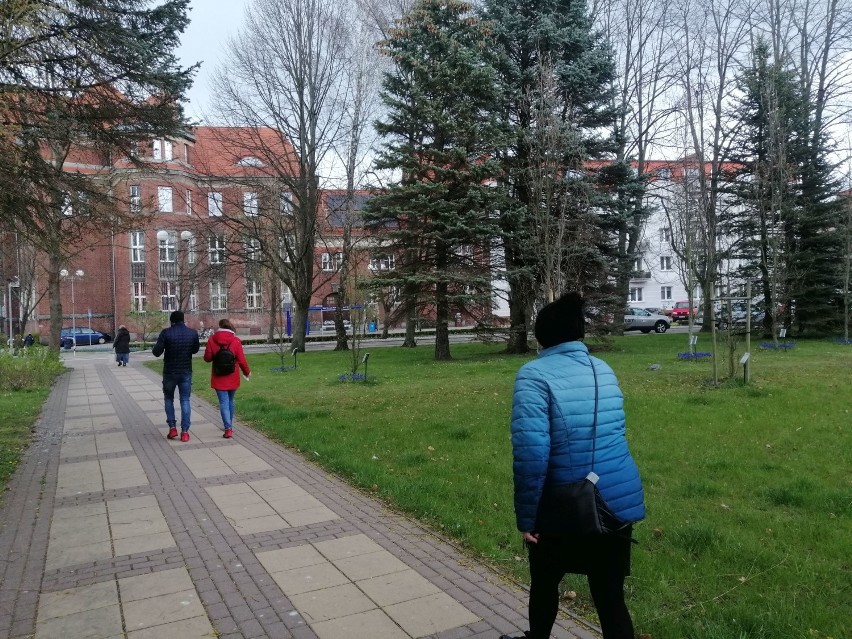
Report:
511,341,645,532
152,322,200,375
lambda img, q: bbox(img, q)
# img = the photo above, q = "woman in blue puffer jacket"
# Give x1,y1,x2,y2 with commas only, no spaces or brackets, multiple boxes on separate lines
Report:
502,292,645,639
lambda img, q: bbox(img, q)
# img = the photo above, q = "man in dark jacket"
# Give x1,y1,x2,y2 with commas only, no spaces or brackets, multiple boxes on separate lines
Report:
152,310,200,442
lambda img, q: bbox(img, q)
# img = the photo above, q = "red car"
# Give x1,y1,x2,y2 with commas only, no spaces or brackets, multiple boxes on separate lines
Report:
670,300,697,322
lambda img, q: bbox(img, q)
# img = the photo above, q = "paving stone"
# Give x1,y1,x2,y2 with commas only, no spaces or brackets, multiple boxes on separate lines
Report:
34,603,123,639
311,608,408,639
37,581,118,620
384,592,481,637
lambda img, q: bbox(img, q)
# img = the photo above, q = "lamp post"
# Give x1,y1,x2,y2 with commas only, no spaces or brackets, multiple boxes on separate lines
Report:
7,277,19,347
60,269,84,349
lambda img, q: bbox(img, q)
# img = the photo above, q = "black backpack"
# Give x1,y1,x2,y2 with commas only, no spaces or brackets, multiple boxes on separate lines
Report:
212,342,236,375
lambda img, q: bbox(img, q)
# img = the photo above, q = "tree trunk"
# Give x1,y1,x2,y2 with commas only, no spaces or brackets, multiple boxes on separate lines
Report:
504,259,532,354
291,300,309,352
434,281,451,360
401,287,417,347
48,252,63,350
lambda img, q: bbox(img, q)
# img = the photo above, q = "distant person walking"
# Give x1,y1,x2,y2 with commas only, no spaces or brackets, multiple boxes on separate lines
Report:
503,292,645,639
203,319,250,439
113,325,131,366
152,310,200,442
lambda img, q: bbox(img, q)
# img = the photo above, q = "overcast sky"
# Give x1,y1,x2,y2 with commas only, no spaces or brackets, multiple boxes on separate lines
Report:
176,0,251,123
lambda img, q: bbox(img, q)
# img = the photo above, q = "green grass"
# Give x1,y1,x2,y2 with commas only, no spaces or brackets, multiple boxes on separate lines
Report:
0,348,64,489
151,336,852,639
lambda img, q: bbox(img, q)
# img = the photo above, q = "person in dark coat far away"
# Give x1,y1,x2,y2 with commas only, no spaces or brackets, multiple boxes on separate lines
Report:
113,325,131,366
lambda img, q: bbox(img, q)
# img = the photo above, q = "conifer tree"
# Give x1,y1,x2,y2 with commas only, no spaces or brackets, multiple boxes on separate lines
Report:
365,0,504,360
481,0,618,351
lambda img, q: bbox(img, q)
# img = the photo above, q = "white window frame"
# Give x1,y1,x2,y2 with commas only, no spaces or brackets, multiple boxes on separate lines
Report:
129,185,141,213
660,256,672,271
157,186,173,213
660,227,672,243
321,252,343,272
208,235,225,264
186,235,197,264
163,140,173,161
243,191,259,217
633,257,643,272
160,281,178,311
246,237,261,261
207,191,223,217
661,286,673,301
369,254,395,271
246,279,262,309
158,230,176,263
152,139,162,160
130,231,145,263
280,191,294,215
629,287,644,302
209,281,227,311
132,281,146,312
188,284,198,312
185,189,192,216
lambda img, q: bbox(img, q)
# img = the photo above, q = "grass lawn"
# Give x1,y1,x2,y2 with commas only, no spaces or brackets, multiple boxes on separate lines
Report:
0,389,52,487
158,335,850,639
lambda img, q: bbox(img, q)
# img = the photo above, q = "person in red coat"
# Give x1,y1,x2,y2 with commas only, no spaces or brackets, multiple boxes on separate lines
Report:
203,319,250,438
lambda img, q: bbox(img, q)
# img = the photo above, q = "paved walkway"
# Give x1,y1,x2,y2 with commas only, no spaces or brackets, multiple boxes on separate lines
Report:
0,355,600,639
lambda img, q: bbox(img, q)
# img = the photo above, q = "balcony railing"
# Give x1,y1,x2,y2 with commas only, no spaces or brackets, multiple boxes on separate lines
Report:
630,270,652,280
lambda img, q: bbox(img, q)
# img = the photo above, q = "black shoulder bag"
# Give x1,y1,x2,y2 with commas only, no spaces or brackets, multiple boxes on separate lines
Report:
534,356,625,536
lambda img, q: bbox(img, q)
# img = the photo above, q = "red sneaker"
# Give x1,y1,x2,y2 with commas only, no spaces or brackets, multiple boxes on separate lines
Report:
180,431,190,442
167,427,178,439
223,428,233,439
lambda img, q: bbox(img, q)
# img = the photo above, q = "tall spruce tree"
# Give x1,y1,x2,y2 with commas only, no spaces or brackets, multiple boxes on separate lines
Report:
725,41,804,338
365,0,503,360
482,0,618,351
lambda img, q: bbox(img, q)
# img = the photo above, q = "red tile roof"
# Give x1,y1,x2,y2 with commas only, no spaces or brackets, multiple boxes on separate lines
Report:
191,126,300,178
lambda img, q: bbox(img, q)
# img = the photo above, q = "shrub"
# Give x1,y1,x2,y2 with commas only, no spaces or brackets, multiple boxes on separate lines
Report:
0,348,64,391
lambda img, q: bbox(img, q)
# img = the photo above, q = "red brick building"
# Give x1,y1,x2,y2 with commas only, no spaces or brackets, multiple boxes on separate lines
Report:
26,126,391,341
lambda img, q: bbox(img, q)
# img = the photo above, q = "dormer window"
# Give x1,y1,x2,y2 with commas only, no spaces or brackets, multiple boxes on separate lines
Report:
237,156,265,167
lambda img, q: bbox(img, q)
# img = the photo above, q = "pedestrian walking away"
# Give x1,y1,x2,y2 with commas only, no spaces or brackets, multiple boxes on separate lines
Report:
113,325,131,366
203,318,250,439
503,291,645,639
152,310,200,442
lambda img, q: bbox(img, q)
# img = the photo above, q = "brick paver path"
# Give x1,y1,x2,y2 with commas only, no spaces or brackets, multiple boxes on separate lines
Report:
0,355,600,639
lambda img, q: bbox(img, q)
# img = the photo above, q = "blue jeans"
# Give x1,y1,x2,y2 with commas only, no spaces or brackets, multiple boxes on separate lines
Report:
116,353,129,365
215,389,236,430
162,373,192,431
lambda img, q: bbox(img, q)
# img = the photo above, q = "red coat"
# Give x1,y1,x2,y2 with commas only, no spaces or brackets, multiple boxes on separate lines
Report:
203,329,250,391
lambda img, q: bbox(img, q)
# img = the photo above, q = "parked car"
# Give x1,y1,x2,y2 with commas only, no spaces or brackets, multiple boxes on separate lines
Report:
60,327,112,348
643,306,670,317
624,308,670,333
670,300,698,322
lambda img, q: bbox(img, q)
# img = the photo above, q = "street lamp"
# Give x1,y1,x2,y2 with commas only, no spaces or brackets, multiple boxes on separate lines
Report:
60,268,84,349
7,276,19,347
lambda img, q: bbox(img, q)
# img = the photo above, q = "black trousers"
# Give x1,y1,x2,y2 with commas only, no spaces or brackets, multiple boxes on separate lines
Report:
527,533,635,639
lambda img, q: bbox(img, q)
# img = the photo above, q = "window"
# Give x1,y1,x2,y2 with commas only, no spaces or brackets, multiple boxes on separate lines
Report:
185,189,192,216
243,192,258,216
210,281,227,311
163,140,173,161
633,257,643,272
132,282,146,312
188,284,198,312
208,235,225,264
157,186,173,212
658,167,672,180
369,254,395,271
130,185,141,212
158,231,176,262
207,191,223,217
686,167,700,179
629,287,644,302
659,226,672,243
246,237,262,261
280,191,294,215
130,231,145,263
61,192,72,216
160,281,177,311
278,236,293,263
660,256,672,271
185,234,197,264
321,252,343,272
238,156,265,167
152,139,162,160
661,286,673,300
246,280,262,309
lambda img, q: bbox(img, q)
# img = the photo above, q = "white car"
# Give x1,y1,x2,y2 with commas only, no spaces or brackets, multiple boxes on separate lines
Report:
624,307,670,333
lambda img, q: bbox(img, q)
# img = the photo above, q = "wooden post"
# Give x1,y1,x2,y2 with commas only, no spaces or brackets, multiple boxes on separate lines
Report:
744,281,752,384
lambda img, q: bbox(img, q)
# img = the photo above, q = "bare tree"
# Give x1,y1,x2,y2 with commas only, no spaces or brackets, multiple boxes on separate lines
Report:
211,0,352,351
